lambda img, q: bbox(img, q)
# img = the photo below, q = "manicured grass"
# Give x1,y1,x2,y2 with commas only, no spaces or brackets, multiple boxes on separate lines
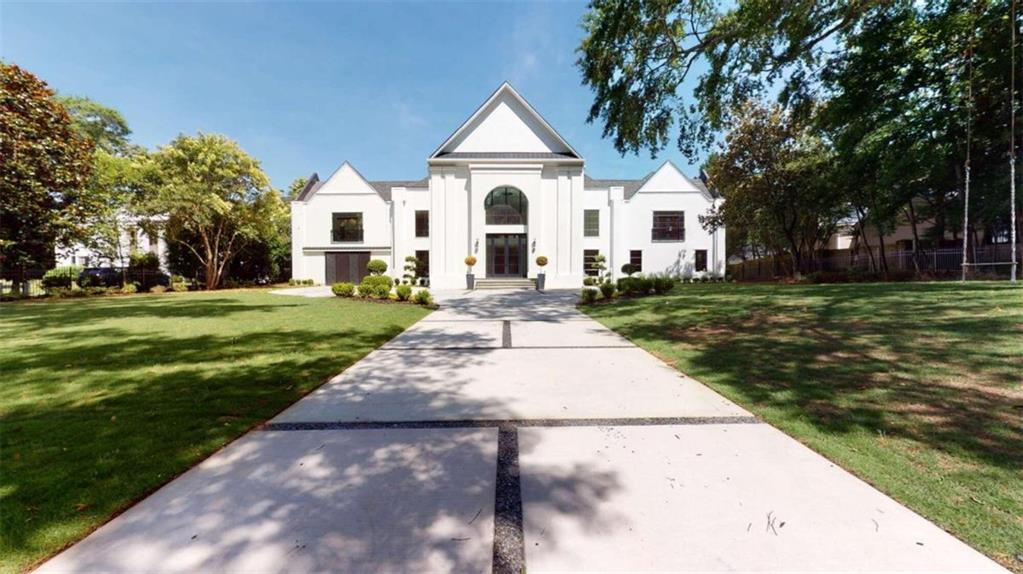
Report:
584,282,1022,572
0,290,430,573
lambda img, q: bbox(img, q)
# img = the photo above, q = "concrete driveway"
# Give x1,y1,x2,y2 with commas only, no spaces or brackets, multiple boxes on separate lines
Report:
37,289,1006,573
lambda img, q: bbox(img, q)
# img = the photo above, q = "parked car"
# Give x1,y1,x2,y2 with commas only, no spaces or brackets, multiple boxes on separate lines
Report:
78,267,170,290
78,267,125,288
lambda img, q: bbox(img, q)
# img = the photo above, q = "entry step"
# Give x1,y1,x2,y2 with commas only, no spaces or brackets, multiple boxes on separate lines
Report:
475,278,536,290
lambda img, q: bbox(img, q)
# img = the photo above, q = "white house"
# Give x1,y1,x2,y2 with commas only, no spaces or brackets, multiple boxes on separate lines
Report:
290,83,725,290
55,214,168,270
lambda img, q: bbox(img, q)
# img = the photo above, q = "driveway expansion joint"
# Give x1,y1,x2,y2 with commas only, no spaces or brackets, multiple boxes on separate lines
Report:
260,416,762,432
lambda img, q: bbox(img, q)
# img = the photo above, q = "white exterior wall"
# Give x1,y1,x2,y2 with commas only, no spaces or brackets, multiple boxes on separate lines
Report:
289,84,726,289
619,191,723,278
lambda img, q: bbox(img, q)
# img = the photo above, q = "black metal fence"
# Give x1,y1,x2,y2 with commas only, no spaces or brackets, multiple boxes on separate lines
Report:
728,244,1022,281
1,267,173,298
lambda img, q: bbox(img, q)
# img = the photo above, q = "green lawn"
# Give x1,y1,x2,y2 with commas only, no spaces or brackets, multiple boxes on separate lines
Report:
0,290,430,573
584,282,1022,572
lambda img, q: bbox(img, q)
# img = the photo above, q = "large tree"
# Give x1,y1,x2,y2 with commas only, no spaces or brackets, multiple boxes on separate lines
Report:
56,95,132,155
149,133,277,290
0,63,96,275
702,102,845,274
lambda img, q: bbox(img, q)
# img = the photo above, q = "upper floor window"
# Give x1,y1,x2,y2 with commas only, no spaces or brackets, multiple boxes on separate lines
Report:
332,212,363,242
415,210,429,237
485,186,528,225
652,211,685,241
584,209,600,237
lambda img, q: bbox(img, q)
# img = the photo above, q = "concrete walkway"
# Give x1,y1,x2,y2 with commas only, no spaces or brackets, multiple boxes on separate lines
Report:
37,289,1006,573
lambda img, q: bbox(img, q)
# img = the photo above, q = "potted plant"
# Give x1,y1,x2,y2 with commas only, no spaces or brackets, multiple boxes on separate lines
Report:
535,255,548,290
464,255,477,289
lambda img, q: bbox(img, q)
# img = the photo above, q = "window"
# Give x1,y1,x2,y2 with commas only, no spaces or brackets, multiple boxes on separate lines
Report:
415,249,430,278
485,186,528,225
584,249,600,276
584,209,600,237
415,210,429,237
630,250,642,272
332,212,363,242
695,249,707,272
652,211,685,241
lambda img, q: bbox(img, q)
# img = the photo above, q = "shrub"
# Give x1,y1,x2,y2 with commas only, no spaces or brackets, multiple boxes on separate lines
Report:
412,288,433,306
599,281,616,300
42,266,82,290
535,255,548,267
331,282,355,297
170,279,189,292
634,276,654,295
582,276,597,286
652,276,675,294
288,278,297,286
620,263,638,276
464,255,477,270
129,250,161,270
150,285,167,294
83,286,108,296
358,275,393,299
395,284,413,301
120,283,138,294
367,259,388,275
580,287,599,304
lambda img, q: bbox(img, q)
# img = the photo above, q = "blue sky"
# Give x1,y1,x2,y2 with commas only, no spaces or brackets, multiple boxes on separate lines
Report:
2,1,705,190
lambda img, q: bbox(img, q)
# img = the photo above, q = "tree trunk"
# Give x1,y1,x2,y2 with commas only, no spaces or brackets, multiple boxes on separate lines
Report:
855,207,876,271
876,227,889,276
905,202,923,274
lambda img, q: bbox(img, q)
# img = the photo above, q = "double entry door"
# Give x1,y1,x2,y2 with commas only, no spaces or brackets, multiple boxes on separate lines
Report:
486,234,526,277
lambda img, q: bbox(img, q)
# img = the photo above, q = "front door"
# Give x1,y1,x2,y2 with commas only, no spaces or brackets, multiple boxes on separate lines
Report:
486,234,526,277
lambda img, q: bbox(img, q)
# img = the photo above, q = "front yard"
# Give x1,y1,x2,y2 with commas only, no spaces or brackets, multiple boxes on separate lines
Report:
0,290,430,573
584,281,1022,571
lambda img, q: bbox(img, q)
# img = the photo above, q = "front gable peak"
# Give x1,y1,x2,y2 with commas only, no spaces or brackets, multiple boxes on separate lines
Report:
430,83,581,160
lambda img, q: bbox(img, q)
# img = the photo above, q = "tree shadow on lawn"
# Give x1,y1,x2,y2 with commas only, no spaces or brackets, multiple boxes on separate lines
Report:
3,319,624,572
0,293,297,330
590,282,1023,470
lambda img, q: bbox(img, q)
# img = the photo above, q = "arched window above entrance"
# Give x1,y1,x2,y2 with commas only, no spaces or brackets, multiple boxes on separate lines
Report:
484,186,528,225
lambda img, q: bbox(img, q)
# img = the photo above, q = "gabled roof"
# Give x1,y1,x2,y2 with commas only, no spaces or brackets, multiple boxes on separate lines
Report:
583,173,652,197
433,152,578,160
429,82,581,160
584,161,720,200
294,173,322,201
368,177,430,200
294,163,430,203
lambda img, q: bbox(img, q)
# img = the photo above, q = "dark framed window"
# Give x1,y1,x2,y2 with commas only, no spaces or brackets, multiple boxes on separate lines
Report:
332,212,363,242
415,210,429,237
630,250,642,272
695,249,708,272
584,209,600,237
652,211,685,241
485,186,528,225
584,249,600,276
415,249,430,278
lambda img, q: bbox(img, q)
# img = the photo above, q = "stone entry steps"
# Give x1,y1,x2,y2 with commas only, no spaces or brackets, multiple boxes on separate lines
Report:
474,278,536,290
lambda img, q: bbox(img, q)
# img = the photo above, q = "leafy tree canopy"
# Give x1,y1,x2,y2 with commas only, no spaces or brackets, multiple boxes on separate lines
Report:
0,62,96,270
55,95,132,155
149,133,277,289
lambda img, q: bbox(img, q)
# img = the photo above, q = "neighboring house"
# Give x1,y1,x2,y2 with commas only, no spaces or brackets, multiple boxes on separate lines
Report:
55,214,168,270
290,83,725,290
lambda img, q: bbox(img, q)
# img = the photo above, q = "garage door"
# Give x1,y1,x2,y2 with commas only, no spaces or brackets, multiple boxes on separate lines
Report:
325,252,371,284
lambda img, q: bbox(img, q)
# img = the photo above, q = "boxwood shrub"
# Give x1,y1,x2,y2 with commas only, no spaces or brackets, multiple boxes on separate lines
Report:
652,275,675,294
598,281,616,300
42,266,82,290
580,287,599,304
412,288,433,306
331,282,355,297
358,275,393,299
395,284,413,301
